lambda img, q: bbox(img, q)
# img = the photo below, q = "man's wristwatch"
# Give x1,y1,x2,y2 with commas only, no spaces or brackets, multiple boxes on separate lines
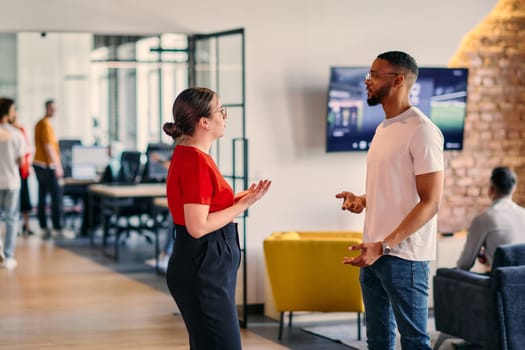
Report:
381,241,392,255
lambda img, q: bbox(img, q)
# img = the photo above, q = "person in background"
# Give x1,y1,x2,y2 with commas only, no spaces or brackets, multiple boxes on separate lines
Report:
457,166,525,271
336,51,444,349
33,99,64,239
8,109,34,236
163,87,271,349
0,98,25,269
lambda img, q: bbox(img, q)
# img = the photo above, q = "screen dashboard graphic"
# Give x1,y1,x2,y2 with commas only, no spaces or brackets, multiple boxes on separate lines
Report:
326,67,468,152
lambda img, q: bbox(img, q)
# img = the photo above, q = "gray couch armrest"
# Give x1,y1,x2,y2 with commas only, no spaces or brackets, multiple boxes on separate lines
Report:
435,267,491,288
494,266,525,350
433,268,496,346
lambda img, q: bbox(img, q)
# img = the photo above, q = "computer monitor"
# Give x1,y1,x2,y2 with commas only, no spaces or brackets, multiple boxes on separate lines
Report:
59,139,82,177
144,143,173,182
71,145,110,180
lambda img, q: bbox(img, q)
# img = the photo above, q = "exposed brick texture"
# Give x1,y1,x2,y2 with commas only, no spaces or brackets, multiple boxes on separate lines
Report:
438,0,525,233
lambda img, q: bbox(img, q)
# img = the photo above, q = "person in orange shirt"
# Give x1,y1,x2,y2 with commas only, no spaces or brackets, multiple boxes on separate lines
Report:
33,99,64,239
8,110,34,236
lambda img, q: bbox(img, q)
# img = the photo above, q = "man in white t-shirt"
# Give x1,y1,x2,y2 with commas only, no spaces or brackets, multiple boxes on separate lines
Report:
0,98,25,270
336,51,444,350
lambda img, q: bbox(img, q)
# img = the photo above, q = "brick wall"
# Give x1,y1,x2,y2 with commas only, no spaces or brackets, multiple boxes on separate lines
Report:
438,0,525,232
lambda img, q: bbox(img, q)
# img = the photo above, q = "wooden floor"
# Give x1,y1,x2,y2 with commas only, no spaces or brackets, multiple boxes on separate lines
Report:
0,238,287,350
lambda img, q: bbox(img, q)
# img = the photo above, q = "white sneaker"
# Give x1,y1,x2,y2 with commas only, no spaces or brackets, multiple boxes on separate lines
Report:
159,255,170,271
1,258,17,270
58,228,76,239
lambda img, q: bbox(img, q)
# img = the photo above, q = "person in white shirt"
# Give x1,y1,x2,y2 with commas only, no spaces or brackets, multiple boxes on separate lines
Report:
0,98,25,269
457,167,525,271
336,51,444,350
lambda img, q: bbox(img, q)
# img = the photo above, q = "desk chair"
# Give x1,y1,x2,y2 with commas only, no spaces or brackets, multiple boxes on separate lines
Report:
102,151,156,259
116,151,143,184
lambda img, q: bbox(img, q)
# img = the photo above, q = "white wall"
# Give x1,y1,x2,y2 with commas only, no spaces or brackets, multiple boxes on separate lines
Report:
0,34,17,97
17,32,92,144
0,0,499,304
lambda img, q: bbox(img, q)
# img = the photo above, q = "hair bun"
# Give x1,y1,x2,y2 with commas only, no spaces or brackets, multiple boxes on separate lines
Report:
163,122,175,137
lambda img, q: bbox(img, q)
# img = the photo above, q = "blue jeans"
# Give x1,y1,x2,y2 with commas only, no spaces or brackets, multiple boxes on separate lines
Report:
360,255,431,350
0,189,20,259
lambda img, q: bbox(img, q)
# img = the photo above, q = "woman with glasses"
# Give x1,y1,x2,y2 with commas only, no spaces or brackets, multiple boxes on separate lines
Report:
163,87,271,350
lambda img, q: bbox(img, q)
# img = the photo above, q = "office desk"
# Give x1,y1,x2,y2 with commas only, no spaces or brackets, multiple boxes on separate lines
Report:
88,183,166,260
153,197,168,209
89,183,166,198
64,178,101,200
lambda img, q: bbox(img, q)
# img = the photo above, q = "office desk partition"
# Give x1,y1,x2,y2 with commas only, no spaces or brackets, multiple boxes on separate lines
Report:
88,183,166,260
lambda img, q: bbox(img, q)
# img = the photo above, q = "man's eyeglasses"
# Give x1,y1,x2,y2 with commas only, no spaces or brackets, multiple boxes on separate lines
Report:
365,71,401,81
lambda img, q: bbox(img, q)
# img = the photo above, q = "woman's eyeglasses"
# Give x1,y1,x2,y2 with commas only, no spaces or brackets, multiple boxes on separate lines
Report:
214,106,227,116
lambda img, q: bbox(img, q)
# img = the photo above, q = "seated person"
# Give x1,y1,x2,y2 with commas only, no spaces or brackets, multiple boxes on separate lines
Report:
457,166,525,271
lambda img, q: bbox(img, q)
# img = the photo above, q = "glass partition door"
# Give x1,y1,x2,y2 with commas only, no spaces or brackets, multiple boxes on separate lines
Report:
192,28,248,327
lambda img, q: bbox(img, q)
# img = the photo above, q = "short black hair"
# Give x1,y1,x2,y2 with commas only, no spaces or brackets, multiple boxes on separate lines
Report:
45,99,55,108
0,97,14,118
377,51,418,77
491,167,517,195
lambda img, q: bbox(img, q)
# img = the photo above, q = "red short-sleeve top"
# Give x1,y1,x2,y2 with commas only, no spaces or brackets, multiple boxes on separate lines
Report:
166,145,234,226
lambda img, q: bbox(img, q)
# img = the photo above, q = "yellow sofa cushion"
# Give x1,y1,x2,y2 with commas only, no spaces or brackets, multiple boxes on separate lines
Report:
267,231,302,240
268,231,362,241
263,231,364,313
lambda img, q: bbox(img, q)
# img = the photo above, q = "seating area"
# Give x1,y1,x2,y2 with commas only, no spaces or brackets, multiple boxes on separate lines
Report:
433,243,525,350
263,231,364,341
263,231,525,349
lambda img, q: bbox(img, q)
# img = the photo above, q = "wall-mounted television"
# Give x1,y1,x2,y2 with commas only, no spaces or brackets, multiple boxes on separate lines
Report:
326,67,468,152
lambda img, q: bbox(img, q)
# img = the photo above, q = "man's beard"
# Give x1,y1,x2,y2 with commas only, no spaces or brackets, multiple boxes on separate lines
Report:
367,85,390,106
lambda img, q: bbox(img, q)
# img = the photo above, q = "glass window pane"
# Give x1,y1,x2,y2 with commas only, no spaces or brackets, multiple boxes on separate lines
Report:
217,35,243,105
195,38,217,89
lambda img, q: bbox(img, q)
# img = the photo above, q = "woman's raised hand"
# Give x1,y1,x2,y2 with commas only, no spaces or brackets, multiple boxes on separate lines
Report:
235,180,272,207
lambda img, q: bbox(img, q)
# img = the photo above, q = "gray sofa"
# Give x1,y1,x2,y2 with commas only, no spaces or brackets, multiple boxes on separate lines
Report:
433,243,525,349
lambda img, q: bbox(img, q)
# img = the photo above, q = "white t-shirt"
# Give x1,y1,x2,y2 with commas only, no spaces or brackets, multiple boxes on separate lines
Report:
364,106,444,261
0,123,25,190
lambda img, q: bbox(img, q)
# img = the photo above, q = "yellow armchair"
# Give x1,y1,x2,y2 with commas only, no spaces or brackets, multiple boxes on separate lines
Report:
263,231,364,340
